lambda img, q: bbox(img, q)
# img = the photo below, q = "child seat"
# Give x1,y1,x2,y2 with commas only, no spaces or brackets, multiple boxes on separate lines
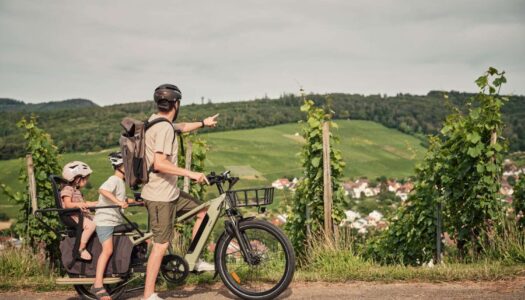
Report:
49,175,136,272
50,175,138,234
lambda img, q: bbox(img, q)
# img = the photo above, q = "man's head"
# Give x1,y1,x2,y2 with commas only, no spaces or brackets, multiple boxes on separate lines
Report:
154,84,181,121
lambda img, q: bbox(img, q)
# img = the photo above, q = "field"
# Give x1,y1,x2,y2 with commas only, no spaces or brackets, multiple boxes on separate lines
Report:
0,120,426,220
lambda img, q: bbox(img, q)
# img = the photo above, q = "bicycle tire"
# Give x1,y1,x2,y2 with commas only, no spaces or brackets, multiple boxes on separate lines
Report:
216,219,295,300
74,281,127,300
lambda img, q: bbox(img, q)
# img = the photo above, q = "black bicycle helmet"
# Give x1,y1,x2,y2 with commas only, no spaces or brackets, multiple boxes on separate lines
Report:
154,84,181,103
154,83,182,120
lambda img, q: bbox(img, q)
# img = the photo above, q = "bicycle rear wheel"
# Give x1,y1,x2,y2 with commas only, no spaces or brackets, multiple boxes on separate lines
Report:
74,281,127,300
216,219,295,300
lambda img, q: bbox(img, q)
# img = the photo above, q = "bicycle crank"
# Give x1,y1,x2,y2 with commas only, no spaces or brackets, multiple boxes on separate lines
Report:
160,254,189,284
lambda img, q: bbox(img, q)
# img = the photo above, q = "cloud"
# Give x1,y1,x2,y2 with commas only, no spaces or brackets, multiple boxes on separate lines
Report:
0,0,524,105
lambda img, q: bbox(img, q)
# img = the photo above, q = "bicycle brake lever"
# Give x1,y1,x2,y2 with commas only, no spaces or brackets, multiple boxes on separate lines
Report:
206,172,218,185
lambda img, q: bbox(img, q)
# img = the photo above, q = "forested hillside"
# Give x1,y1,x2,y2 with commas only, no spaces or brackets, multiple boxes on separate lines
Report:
0,98,98,112
0,91,523,159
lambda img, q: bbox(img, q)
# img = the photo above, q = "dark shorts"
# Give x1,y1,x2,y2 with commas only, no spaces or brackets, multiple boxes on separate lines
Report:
176,191,202,216
144,191,202,244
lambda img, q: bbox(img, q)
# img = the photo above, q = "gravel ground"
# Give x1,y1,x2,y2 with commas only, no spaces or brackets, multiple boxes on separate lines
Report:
1,277,524,300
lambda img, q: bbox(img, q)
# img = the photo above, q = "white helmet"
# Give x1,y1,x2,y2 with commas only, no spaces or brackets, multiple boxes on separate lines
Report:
108,152,123,168
62,161,93,182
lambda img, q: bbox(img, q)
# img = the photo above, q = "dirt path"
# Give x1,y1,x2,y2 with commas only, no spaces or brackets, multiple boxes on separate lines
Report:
1,278,524,299
0,221,12,231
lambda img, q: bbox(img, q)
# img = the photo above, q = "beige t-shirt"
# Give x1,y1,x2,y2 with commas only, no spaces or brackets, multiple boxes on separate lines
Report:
94,175,126,226
141,114,180,202
60,185,92,220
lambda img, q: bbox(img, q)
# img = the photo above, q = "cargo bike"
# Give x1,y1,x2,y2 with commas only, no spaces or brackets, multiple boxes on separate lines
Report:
35,170,295,300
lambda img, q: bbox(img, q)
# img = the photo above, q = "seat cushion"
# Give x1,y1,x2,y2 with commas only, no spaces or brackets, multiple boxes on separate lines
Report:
113,222,139,233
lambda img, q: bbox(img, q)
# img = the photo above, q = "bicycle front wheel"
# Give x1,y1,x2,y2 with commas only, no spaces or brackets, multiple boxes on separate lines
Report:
216,219,295,300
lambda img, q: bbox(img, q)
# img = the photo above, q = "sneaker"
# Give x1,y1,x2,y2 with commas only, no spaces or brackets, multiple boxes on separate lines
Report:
141,293,164,300
194,259,215,272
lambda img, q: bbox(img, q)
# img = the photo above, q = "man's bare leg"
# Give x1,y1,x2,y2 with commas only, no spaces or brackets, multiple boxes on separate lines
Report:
191,208,215,271
192,208,208,238
144,242,169,299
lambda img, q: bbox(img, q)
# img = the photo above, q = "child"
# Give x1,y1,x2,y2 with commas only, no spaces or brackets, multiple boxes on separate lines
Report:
91,152,135,300
61,161,98,261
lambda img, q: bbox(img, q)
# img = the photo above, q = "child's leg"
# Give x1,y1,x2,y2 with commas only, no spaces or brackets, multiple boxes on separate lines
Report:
94,236,113,286
79,218,96,260
93,226,114,300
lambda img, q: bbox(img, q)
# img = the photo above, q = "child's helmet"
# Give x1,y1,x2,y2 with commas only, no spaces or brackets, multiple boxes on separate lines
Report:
62,161,93,182
108,152,123,168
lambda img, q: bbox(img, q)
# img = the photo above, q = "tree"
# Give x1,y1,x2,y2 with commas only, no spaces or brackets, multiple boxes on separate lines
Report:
0,116,61,259
285,99,346,257
367,136,443,264
368,67,508,264
442,67,507,256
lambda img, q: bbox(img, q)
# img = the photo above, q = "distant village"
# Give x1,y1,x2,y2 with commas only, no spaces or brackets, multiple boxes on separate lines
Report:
270,158,525,235
271,176,411,234
501,159,525,202
272,176,414,200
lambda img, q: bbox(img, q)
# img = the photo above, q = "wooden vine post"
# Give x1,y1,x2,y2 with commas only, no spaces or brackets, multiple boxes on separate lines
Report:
322,121,334,241
26,154,38,214
183,140,193,193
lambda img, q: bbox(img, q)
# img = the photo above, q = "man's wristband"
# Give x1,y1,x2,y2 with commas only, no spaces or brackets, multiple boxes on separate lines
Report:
201,120,205,128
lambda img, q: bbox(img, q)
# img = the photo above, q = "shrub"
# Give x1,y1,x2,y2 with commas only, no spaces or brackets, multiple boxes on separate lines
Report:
0,117,61,260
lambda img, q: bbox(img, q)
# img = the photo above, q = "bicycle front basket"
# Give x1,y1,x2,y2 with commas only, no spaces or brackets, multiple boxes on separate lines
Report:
226,187,274,207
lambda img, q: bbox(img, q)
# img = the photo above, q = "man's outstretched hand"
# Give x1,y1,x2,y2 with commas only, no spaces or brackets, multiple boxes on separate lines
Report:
203,113,219,128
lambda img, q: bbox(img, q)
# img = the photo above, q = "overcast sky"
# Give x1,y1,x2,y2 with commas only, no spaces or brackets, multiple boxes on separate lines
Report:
1,0,524,105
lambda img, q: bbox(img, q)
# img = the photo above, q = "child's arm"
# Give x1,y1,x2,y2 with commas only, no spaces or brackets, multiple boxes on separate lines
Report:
99,188,128,208
86,201,98,207
62,195,89,211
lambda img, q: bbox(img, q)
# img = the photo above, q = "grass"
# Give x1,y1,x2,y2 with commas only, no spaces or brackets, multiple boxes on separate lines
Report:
294,228,525,283
0,120,426,220
481,218,525,263
1,224,524,293
0,246,59,291
297,249,525,282
0,248,523,293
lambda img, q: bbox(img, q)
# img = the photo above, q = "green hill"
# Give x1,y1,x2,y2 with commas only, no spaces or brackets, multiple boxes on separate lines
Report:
0,120,425,219
0,98,98,112
1,91,524,160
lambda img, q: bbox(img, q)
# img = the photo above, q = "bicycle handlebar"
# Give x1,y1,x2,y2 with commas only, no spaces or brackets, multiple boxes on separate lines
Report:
206,170,240,192
89,202,144,211
34,202,144,215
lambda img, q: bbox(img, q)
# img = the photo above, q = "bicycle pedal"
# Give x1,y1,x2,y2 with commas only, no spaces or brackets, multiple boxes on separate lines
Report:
131,265,147,273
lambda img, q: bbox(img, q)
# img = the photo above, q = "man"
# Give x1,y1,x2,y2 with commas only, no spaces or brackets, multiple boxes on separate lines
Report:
141,84,218,300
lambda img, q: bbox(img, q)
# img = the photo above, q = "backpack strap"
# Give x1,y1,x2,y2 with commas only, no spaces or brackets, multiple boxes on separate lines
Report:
144,118,185,168
144,118,172,131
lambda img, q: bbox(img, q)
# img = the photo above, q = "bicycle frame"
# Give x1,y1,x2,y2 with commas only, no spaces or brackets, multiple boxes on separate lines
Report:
174,193,227,270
